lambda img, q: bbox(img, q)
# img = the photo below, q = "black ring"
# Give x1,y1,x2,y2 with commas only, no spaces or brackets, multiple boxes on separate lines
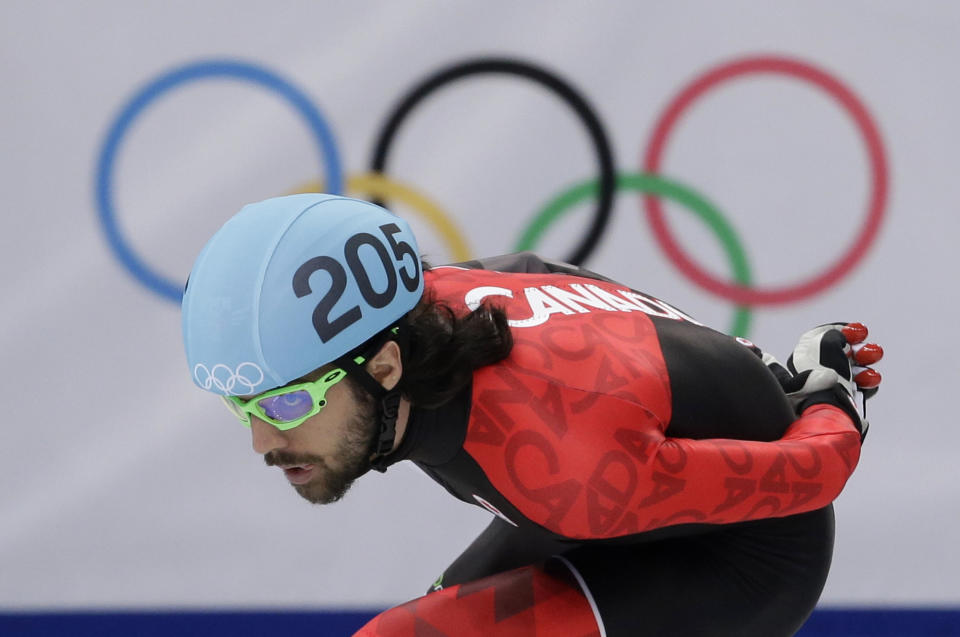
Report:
369,57,616,266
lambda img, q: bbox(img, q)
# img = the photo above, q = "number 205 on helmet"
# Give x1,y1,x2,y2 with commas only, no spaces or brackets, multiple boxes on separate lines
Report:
182,194,424,396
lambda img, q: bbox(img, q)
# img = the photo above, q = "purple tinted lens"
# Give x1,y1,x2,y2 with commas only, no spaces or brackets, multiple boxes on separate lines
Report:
258,390,313,422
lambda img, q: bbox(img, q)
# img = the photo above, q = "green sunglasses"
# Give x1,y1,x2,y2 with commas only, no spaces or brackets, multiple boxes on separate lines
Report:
221,356,364,431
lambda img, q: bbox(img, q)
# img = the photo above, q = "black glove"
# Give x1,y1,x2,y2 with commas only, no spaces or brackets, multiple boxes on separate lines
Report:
740,324,883,440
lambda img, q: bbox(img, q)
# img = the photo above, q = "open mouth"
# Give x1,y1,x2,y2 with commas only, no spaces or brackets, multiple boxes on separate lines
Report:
280,464,316,485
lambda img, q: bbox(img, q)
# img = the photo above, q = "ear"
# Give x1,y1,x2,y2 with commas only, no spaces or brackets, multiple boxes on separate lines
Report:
366,340,403,391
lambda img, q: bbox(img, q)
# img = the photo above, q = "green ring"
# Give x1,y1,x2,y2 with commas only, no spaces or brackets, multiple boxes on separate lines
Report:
515,173,753,336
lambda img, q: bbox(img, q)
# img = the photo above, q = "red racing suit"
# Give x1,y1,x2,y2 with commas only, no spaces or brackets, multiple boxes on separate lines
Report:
357,253,861,637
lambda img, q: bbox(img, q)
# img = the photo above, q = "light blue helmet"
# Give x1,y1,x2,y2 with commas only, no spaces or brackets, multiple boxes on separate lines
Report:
182,194,423,396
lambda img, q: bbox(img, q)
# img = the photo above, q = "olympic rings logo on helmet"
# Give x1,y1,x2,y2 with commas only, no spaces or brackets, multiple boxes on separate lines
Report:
95,54,888,338
194,362,265,396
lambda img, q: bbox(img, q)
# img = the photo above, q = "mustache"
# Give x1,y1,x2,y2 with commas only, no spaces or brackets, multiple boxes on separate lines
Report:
264,451,326,467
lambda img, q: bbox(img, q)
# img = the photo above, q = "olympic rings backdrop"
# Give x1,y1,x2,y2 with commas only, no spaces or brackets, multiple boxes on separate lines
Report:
94,55,887,338
5,2,960,634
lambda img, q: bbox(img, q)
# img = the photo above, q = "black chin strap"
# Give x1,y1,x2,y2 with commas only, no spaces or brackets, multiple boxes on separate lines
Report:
337,326,407,473
370,391,402,472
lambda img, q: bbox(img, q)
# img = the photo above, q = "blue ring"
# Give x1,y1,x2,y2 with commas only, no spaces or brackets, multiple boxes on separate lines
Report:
95,59,343,302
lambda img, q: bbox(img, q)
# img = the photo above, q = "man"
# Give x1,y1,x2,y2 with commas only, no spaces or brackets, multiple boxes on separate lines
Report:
182,194,883,636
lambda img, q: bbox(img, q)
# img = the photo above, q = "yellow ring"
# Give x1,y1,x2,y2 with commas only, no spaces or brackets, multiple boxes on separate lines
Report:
290,172,473,262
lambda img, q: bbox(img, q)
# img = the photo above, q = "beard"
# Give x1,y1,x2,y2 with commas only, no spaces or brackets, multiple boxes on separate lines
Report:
264,381,379,505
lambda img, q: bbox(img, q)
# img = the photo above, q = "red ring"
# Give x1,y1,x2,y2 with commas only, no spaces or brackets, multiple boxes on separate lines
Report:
642,55,888,305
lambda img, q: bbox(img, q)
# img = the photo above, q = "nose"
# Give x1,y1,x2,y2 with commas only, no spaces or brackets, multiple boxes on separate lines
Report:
250,416,288,455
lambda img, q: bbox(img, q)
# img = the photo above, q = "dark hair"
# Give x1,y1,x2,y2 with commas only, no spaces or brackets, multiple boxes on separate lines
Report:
390,289,513,409
336,261,513,409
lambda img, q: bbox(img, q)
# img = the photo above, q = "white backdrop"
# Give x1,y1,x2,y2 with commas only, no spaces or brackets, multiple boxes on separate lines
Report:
2,0,957,610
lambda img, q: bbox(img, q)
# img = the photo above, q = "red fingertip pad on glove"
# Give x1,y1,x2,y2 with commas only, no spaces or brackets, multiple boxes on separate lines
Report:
854,368,882,389
842,322,868,344
852,343,884,365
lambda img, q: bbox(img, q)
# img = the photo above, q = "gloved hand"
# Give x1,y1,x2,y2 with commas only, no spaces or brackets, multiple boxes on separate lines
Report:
752,323,883,440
